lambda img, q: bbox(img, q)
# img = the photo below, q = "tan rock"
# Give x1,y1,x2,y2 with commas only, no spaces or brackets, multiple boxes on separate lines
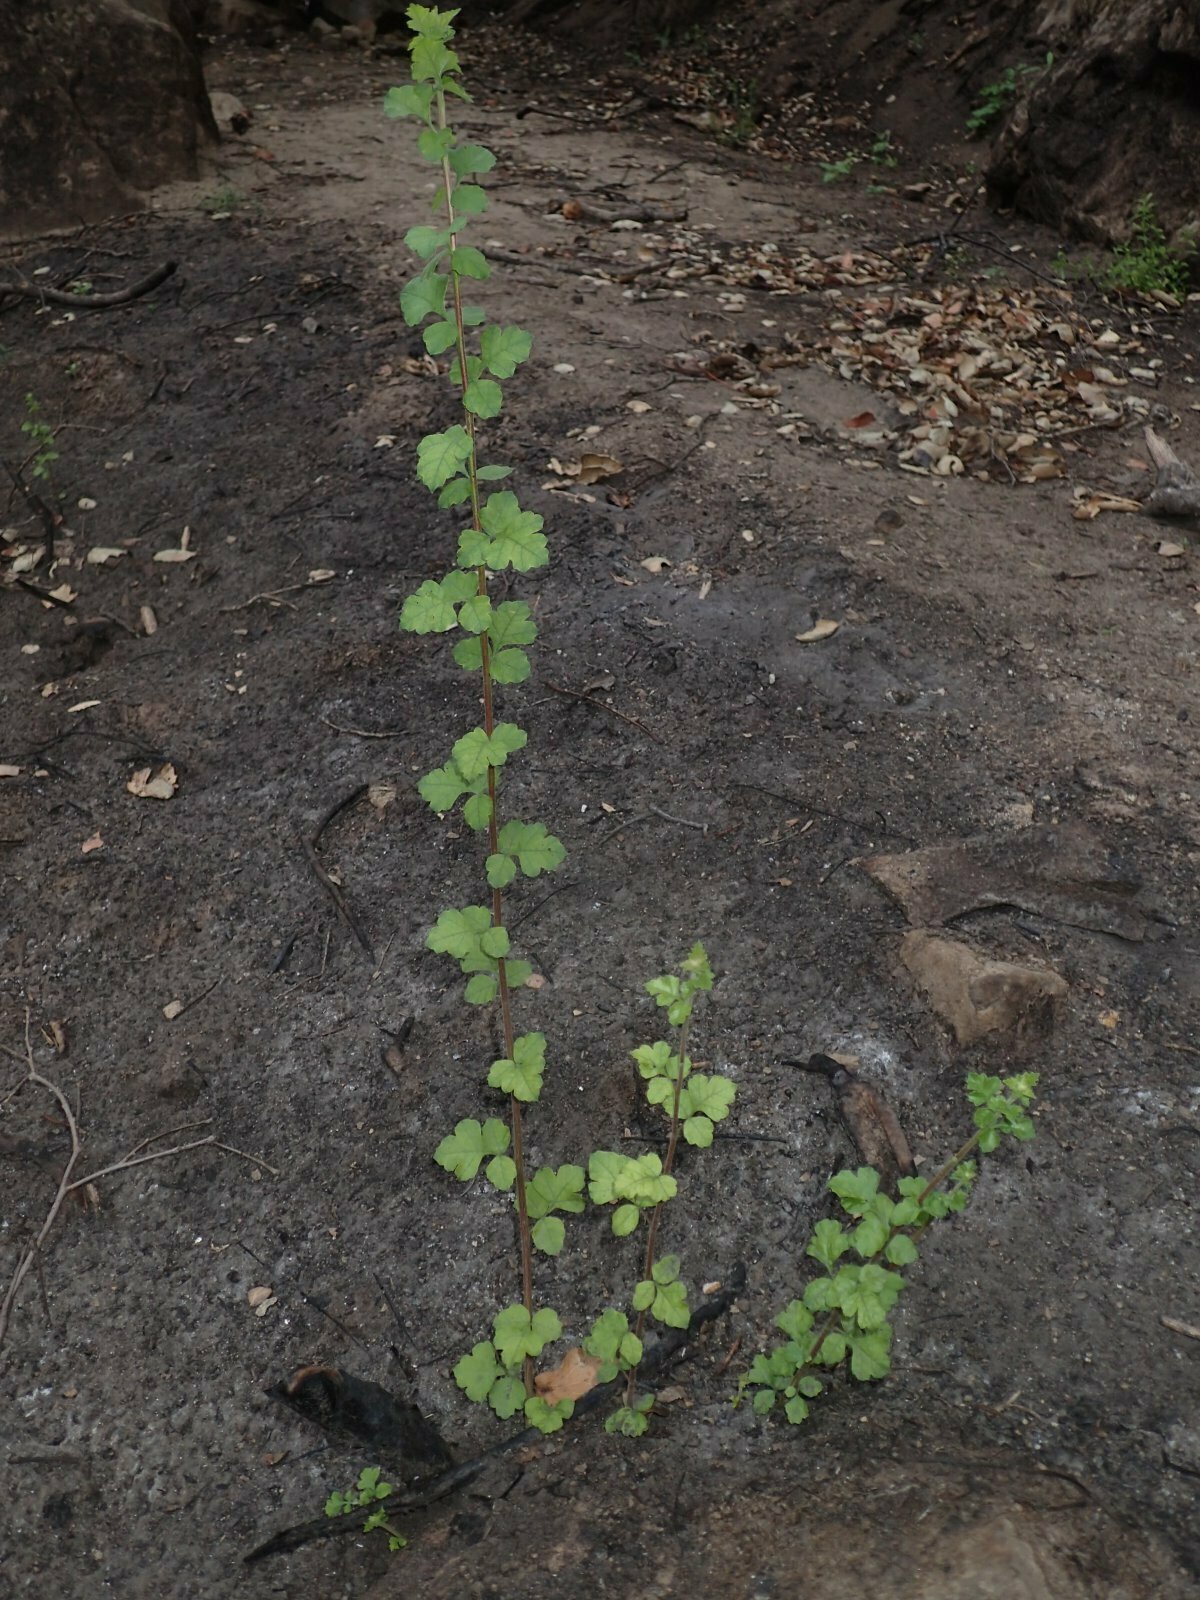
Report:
900,930,1067,1046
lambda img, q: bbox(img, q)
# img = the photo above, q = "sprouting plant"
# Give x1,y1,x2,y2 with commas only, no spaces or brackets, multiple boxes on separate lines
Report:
820,154,858,185
387,1,569,1436
20,394,59,483
966,54,1053,137
868,130,898,168
67,280,93,296
1104,194,1191,299
583,944,732,1436
739,1072,1037,1423
202,183,245,216
325,1467,407,1554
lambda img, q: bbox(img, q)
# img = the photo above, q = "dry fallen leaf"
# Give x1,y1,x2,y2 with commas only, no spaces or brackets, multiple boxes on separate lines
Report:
0,764,19,778
1098,1009,1120,1030
843,410,877,429
640,555,671,573
154,546,196,563
525,973,547,990
67,700,101,714
368,781,397,811
81,832,103,854
534,1346,603,1404
45,1019,68,1053
48,583,77,604
127,763,178,800
86,547,127,565
162,999,185,1020
1071,492,1142,521
626,399,652,414
795,619,840,643
308,569,335,584
140,605,158,636
247,1286,274,1309
1156,540,1186,558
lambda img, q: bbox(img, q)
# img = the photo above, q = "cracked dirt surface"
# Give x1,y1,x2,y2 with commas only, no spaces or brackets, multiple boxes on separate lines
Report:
1,24,1198,1599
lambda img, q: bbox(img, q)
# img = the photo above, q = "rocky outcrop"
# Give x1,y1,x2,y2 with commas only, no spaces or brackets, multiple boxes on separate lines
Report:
0,0,217,241
986,0,1200,249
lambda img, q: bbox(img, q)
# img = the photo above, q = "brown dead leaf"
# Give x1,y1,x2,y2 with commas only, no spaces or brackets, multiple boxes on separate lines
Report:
1071,491,1142,520
1098,1009,1120,1030
1156,540,1186,558
843,411,876,429
44,1019,68,1054
640,555,670,573
247,1285,274,1309
81,832,103,854
140,605,158,635
162,999,185,1020
127,763,178,800
86,547,127,565
368,781,397,811
534,1346,603,1404
0,764,19,778
48,583,77,605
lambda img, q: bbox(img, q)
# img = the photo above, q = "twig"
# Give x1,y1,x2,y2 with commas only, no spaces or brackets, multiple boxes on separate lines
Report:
220,576,337,614
65,1134,278,1191
0,1015,82,1352
293,824,375,962
0,261,177,308
320,716,405,739
649,804,708,834
311,782,369,851
1162,1315,1200,1341
544,679,656,738
122,1116,213,1161
244,1266,745,1564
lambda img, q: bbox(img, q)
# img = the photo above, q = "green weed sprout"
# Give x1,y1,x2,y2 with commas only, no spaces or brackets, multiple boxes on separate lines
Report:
740,1072,1037,1423
21,394,59,483
967,55,1053,137
325,1467,407,1554
1106,194,1191,299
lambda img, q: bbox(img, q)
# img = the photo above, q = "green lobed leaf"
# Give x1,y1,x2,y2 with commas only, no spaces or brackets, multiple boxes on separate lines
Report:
427,904,491,962
462,792,493,832
489,601,537,647
652,1254,681,1285
885,1233,919,1267
406,5,457,43
525,1395,573,1433
497,820,565,877
451,245,490,280
454,1341,501,1402
684,1073,736,1122
492,1304,561,1367
682,1115,714,1148
434,1116,510,1181
452,636,483,671
490,647,530,684
587,1150,625,1205
479,926,510,958
411,35,459,82
486,853,517,889
807,1219,853,1272
417,425,472,489
476,464,511,482
418,125,453,161
464,378,503,418
400,269,447,325
526,1163,586,1217
488,1375,526,1420
632,1041,675,1079
400,569,476,633
423,319,460,356
847,1326,893,1382
605,1404,650,1438
784,1396,810,1425
448,142,496,176
438,477,472,508
405,224,451,262
453,185,488,215
775,1299,815,1341
632,1279,654,1313
488,1031,546,1102
486,1154,516,1191
612,1203,640,1237
457,528,494,569
481,324,532,378
479,491,548,570
384,83,434,119
649,1278,690,1330
457,594,492,634
464,973,497,1005
505,958,533,986
449,143,496,176
451,722,528,780
829,1166,881,1216
531,1216,565,1255
418,761,469,812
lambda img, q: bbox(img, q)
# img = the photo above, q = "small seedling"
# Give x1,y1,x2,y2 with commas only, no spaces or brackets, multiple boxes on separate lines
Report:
868,130,898,168
325,1467,407,1553
202,183,246,216
20,393,59,483
820,154,857,185
1105,194,1191,299
740,1072,1037,1422
967,54,1053,137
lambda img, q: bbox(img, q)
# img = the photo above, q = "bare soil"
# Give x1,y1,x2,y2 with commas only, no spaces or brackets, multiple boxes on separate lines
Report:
2,24,1198,1599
